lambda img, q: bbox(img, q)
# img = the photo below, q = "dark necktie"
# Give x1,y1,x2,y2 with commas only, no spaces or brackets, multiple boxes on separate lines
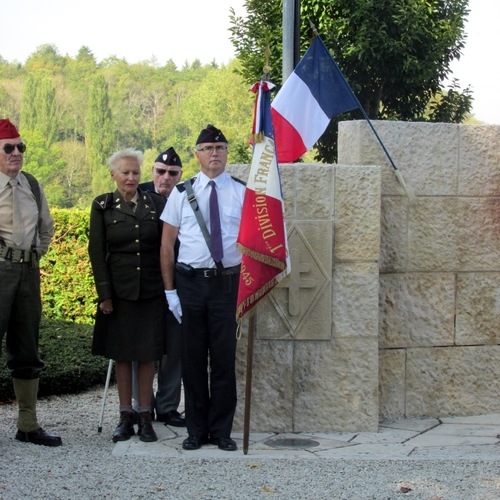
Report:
209,180,223,262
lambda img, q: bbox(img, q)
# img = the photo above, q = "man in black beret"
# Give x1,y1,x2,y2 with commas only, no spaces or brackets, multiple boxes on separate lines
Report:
131,147,185,427
160,125,245,451
141,147,183,198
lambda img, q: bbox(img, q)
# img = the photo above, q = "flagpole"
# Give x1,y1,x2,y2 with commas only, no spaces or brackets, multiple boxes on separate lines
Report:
351,105,414,201
318,35,414,200
306,23,414,200
330,53,414,199
243,311,256,455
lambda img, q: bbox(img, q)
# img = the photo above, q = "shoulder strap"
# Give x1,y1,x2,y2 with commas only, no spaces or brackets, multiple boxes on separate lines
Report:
184,178,224,272
21,172,42,212
20,172,42,249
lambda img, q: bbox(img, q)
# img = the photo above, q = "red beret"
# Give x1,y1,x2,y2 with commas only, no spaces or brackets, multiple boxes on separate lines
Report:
0,119,20,140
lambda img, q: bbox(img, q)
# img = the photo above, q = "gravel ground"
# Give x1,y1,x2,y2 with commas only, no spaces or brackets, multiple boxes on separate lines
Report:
1,385,500,499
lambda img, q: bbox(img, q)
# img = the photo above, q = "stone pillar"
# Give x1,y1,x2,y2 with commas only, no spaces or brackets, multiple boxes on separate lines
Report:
227,162,381,432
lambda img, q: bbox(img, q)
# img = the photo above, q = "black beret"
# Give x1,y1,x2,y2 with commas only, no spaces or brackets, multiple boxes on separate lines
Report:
196,124,227,144
154,147,182,167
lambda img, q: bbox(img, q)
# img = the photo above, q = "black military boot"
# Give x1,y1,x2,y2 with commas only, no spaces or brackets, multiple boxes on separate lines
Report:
112,411,135,443
137,411,157,442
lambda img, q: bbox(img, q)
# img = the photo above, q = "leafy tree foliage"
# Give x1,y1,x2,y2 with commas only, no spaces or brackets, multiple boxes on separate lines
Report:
0,45,258,206
20,75,58,145
86,74,115,196
230,0,472,162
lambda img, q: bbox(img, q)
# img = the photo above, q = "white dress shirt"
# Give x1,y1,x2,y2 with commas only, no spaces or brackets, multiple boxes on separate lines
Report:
161,171,244,269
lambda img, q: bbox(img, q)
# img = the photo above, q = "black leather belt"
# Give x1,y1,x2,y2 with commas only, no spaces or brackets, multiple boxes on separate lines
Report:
192,265,241,278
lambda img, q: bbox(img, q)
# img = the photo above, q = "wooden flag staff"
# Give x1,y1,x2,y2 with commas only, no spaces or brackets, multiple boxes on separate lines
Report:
243,312,257,455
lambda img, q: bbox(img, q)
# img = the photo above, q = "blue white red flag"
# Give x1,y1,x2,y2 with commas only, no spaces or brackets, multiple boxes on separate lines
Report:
271,36,360,163
236,80,290,321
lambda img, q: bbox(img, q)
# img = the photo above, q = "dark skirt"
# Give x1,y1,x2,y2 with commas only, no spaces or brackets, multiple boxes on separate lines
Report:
92,295,166,361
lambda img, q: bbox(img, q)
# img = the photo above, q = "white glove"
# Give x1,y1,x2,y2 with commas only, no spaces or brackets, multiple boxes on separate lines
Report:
165,289,182,324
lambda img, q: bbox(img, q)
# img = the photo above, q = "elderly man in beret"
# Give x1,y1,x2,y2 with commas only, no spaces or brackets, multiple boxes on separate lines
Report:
160,125,245,451
131,147,186,427
0,118,62,446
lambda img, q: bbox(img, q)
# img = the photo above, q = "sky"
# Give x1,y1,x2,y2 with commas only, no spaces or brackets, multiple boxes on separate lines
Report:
1,0,498,125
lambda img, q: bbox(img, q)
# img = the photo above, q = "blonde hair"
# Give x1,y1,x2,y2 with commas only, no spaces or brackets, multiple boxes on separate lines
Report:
108,148,144,171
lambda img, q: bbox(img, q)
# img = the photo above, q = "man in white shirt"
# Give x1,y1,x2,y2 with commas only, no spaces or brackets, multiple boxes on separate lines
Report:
160,125,244,451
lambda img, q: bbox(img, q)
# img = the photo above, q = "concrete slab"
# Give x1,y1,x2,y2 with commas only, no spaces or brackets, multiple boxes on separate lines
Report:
380,417,440,433
406,434,499,447
419,423,500,438
351,428,419,444
110,414,500,461
315,443,415,460
440,414,500,426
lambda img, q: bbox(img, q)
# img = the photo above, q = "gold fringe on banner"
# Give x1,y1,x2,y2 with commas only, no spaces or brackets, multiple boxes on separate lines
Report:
236,277,279,337
236,243,287,271
252,131,264,143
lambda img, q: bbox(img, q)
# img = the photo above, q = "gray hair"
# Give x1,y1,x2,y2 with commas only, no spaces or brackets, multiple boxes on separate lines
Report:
108,148,144,171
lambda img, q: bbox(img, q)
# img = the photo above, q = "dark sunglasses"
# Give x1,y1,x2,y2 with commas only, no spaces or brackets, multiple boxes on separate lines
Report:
155,168,180,177
2,143,27,154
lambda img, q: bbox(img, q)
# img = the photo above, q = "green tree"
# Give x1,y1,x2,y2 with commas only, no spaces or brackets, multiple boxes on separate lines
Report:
230,0,472,162
21,129,67,206
24,44,66,73
20,74,38,130
86,74,114,196
20,74,58,145
180,60,254,168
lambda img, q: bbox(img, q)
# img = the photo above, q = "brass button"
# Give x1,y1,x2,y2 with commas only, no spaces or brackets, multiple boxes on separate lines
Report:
135,239,139,243
136,267,140,271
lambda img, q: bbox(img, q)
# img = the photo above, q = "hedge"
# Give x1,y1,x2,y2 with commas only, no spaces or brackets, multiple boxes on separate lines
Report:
41,207,97,325
0,208,109,401
0,318,111,401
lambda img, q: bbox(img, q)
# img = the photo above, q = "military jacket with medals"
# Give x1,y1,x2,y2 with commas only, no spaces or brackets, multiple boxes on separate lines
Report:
89,188,165,302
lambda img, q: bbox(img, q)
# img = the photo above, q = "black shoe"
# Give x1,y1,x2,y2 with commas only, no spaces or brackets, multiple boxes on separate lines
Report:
182,435,208,450
137,411,158,442
210,436,237,451
112,411,135,443
132,409,154,423
157,410,186,427
15,428,62,447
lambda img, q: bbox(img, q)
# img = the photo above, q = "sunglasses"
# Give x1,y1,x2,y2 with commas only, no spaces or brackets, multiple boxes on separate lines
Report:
155,168,180,177
2,143,27,154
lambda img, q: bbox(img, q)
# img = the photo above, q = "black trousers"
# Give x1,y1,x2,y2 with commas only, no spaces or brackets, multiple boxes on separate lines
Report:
0,261,44,379
176,270,239,440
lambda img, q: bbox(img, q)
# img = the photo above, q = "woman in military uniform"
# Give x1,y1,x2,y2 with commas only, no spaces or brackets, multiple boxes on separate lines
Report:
89,148,165,443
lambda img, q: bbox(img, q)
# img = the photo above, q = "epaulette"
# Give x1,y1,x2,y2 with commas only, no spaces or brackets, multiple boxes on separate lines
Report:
93,193,113,211
176,176,197,194
231,175,246,186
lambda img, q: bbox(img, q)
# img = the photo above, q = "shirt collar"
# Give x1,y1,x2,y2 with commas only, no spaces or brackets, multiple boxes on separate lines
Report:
0,171,22,189
197,171,228,190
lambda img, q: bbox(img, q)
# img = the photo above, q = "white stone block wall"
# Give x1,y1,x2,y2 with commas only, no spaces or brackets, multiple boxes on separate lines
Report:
227,162,381,432
339,121,500,420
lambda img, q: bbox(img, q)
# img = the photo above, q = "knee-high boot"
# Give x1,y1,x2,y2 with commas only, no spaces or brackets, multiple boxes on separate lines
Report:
13,378,40,432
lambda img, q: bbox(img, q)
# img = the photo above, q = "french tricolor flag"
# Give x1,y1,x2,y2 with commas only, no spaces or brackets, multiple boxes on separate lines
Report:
271,36,360,163
236,79,290,321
